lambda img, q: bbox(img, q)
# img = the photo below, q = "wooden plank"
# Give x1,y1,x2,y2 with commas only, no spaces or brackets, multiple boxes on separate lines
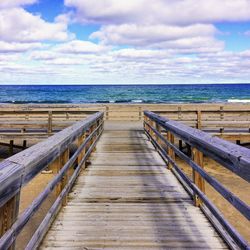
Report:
40,123,226,250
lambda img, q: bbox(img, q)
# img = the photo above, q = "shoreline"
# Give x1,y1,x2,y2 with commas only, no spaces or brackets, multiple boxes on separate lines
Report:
1,101,250,105
0,84,249,104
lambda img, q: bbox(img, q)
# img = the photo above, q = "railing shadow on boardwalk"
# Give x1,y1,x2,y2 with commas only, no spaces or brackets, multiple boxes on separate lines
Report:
143,111,250,249
128,129,218,249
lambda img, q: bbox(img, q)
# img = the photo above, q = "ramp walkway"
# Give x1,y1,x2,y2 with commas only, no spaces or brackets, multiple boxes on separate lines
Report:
40,122,226,249
0,113,249,250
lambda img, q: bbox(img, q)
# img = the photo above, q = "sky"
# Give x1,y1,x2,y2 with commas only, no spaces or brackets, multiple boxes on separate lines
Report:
0,0,250,84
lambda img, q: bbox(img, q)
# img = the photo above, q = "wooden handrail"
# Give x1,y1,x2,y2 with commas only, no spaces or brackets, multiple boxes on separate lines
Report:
144,111,250,182
144,111,250,250
0,111,104,249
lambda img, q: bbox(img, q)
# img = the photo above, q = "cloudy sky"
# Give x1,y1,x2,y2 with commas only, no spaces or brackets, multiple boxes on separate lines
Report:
1,0,250,84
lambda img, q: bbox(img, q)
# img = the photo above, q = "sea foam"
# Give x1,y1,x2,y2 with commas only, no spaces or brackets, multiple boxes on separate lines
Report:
227,99,250,103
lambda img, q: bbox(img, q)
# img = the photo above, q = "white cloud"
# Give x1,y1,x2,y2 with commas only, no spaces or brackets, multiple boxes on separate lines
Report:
152,37,224,53
0,8,72,43
25,44,250,84
0,0,249,84
90,23,218,47
0,41,42,53
111,48,169,60
54,40,108,54
65,0,250,25
0,0,37,9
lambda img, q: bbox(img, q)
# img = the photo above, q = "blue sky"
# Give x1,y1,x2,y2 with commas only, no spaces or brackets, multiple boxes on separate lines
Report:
0,0,250,84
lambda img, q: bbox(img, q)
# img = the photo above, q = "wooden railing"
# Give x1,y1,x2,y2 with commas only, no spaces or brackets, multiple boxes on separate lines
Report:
0,104,249,138
144,111,250,250
0,110,98,134
0,111,104,249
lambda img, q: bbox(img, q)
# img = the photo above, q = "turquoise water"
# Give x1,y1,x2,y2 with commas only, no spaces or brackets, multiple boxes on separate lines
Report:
0,84,249,104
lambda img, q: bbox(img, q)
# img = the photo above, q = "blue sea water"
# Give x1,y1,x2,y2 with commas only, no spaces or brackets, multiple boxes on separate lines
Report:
0,84,249,104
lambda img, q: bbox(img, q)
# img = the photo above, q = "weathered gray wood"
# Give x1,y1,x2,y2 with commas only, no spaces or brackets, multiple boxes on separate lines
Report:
0,114,104,250
40,122,226,250
0,103,249,141
0,112,103,207
144,114,250,249
26,131,102,250
144,111,250,182
144,119,250,221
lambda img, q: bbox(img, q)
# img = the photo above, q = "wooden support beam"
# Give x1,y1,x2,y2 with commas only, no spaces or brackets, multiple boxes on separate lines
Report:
105,106,109,120
90,123,96,152
192,148,205,207
178,106,182,120
167,131,175,169
48,111,52,134
0,192,20,250
220,106,224,133
179,140,183,151
197,110,202,129
23,140,27,149
186,143,192,157
9,140,14,156
155,123,161,146
138,106,142,121
77,132,86,168
60,149,69,206
149,119,154,139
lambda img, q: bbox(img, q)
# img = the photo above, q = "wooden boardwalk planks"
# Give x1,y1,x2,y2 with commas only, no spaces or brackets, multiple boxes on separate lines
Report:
40,121,227,249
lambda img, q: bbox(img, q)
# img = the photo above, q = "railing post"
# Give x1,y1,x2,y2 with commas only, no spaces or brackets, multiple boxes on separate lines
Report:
178,106,182,120
144,116,150,134
49,149,69,204
60,149,70,206
149,119,154,139
167,131,175,169
197,110,202,129
179,140,183,151
77,131,86,168
0,192,20,250
220,106,224,133
105,106,109,121
155,123,161,146
48,111,52,134
192,148,205,207
9,140,14,156
138,107,142,121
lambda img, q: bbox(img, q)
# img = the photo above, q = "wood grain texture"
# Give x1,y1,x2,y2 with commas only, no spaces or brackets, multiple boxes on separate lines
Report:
144,113,250,249
144,111,250,183
0,112,104,207
0,103,249,142
40,122,226,250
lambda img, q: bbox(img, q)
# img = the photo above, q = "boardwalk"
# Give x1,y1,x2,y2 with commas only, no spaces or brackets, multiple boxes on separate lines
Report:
40,122,226,249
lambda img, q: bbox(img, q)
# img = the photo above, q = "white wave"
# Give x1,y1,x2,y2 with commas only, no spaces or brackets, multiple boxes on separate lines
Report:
131,99,143,103
227,99,250,103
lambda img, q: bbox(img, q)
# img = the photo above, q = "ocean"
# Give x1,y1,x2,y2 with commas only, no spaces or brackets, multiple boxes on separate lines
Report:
0,84,250,104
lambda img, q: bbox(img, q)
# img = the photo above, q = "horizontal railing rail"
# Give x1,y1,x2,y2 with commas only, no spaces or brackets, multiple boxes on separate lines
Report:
144,111,250,250
0,111,104,249
0,110,98,135
0,103,249,129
